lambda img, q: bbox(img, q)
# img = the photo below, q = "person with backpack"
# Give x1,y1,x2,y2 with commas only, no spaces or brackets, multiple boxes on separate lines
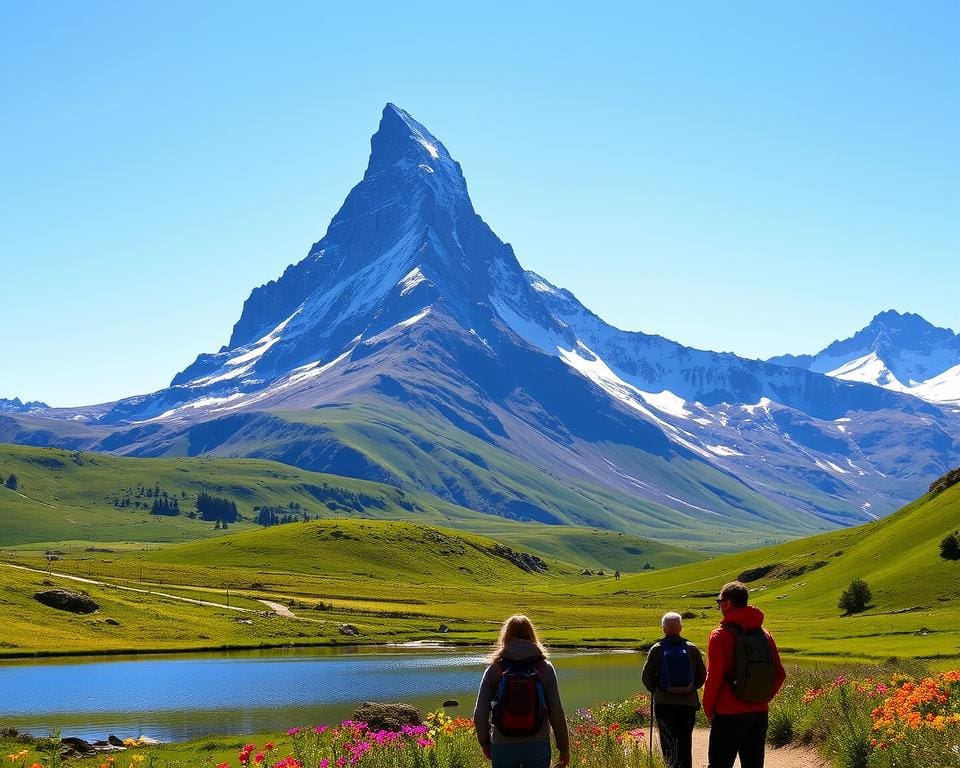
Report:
703,581,786,768
641,611,707,768
473,614,570,768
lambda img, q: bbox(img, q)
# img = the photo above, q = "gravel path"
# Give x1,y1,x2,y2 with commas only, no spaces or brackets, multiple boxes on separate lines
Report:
683,728,827,768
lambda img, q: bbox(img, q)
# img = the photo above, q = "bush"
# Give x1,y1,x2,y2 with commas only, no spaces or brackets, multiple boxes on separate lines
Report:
839,578,872,615
940,531,960,561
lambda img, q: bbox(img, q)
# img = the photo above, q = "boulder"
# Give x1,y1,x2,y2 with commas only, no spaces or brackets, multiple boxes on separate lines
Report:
353,702,422,731
61,737,94,753
34,590,99,614
339,623,360,636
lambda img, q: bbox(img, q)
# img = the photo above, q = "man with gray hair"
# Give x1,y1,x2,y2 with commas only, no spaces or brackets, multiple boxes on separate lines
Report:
641,611,707,768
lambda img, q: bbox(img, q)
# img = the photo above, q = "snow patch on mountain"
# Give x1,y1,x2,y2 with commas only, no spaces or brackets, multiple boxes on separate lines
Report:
707,444,744,457
742,398,775,415
398,267,427,296
490,297,568,355
910,363,960,405
640,390,692,419
824,352,910,391
815,459,847,474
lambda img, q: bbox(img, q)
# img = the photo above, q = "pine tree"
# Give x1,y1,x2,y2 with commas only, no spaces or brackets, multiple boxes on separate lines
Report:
4,474,18,490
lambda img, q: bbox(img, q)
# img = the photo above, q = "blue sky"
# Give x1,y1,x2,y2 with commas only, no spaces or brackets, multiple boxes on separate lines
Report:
2,2,958,407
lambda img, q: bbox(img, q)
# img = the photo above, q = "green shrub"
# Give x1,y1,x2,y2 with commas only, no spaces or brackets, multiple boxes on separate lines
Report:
839,578,872,615
940,531,960,560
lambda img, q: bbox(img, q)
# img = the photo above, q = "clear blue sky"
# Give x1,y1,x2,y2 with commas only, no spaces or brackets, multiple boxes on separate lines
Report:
2,2,958,407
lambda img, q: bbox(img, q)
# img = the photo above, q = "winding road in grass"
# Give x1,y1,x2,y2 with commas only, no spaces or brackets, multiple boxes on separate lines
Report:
0,562,308,619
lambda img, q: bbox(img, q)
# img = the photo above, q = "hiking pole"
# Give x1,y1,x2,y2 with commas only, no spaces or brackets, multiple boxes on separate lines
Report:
648,695,654,768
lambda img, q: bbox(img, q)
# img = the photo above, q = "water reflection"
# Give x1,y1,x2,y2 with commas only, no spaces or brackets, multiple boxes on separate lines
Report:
0,647,640,742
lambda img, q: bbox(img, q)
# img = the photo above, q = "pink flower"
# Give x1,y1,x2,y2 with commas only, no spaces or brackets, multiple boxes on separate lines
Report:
286,728,301,737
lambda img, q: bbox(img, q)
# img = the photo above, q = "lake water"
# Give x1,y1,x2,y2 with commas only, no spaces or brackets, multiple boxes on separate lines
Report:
0,647,643,742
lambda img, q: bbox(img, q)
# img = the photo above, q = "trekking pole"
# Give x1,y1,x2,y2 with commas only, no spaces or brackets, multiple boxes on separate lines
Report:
648,694,654,768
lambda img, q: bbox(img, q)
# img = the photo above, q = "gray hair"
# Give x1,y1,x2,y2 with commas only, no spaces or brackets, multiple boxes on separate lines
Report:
661,611,683,634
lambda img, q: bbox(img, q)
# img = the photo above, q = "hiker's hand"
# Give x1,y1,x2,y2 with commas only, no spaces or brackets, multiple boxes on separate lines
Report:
555,749,570,767
481,743,491,760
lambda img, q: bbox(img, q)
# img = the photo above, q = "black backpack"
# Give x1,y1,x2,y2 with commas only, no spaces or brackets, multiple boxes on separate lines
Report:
658,641,695,693
724,623,776,702
491,658,547,736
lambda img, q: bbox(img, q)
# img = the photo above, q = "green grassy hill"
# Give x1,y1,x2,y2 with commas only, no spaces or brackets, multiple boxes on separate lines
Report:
0,443,700,572
575,475,960,663
146,518,573,585
1,515,689,656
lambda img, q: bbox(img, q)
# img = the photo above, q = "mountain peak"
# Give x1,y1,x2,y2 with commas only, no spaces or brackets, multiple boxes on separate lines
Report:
868,309,928,328
366,103,452,177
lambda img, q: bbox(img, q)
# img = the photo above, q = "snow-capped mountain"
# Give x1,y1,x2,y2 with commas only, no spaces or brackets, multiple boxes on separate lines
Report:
0,397,49,414
769,311,960,406
7,106,960,544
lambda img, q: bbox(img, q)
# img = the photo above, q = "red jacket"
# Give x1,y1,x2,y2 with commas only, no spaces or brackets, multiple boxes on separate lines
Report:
702,605,786,720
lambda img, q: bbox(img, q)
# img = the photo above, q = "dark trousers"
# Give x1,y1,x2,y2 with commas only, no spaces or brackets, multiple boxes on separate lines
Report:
654,703,697,768
708,711,769,768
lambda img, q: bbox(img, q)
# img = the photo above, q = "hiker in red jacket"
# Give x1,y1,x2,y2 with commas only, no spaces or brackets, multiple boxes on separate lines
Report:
702,581,786,768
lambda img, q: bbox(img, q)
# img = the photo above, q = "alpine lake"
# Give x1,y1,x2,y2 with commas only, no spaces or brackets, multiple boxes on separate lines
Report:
0,646,642,743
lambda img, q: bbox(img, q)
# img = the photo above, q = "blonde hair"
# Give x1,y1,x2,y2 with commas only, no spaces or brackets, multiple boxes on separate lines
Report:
488,614,548,663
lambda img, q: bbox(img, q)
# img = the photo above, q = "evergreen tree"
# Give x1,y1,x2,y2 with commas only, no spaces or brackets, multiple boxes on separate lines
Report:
196,492,240,523
838,578,872,615
4,474,18,490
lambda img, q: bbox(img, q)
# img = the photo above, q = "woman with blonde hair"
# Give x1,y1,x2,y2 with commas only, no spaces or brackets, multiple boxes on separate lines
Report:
473,615,570,768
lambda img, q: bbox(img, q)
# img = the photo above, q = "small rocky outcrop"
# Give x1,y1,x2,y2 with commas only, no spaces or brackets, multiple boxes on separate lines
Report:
353,702,422,731
34,590,99,614
929,467,960,497
491,544,548,573
339,623,360,636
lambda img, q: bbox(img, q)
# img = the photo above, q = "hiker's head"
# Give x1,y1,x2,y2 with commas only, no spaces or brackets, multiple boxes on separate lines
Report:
717,581,749,613
661,611,683,636
489,614,547,662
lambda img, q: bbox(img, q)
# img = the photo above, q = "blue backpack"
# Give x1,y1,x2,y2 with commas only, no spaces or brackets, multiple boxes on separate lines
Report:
658,641,694,693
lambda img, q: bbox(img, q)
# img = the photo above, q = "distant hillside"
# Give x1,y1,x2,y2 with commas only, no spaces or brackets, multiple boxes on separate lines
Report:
146,518,569,585
0,444,701,571
577,467,960,661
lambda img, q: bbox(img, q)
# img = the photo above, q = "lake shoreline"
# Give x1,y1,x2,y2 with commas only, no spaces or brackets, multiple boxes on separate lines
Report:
0,639,640,663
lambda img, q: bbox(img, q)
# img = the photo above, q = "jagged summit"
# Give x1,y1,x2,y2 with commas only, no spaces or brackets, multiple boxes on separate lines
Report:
157,104,562,405
367,104,452,171
769,310,960,404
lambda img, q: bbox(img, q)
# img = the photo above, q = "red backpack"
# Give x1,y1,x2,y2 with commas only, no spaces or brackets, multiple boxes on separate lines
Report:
491,659,547,736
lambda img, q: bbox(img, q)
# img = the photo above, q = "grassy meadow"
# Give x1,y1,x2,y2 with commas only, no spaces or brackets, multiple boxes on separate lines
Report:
0,442,956,661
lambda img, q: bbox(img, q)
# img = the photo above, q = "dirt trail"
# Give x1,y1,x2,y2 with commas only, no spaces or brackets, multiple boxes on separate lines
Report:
0,561,305,619
681,728,827,768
